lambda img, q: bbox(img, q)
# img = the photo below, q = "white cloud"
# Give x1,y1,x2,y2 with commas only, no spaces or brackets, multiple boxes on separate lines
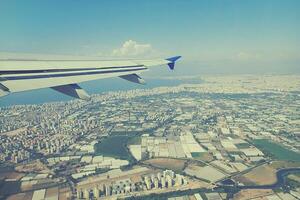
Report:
112,40,153,57
236,51,261,61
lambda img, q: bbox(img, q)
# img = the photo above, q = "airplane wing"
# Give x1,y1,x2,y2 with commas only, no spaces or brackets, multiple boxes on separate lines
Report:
0,56,181,100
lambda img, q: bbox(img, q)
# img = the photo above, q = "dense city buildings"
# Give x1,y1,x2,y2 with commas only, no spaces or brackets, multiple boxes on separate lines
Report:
0,75,299,200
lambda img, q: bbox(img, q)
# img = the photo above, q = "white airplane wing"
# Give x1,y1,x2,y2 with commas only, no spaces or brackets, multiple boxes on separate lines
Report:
0,56,181,100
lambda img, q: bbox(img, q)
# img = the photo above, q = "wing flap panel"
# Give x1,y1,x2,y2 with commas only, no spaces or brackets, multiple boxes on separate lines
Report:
51,84,90,100
119,74,146,85
0,82,10,97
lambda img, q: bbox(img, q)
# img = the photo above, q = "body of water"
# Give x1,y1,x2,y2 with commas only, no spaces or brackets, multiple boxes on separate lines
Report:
0,78,202,107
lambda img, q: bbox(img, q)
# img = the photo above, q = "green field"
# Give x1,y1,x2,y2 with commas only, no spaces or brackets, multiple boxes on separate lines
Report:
235,143,251,149
252,139,300,162
127,136,141,145
95,135,135,161
191,152,203,158
191,152,214,162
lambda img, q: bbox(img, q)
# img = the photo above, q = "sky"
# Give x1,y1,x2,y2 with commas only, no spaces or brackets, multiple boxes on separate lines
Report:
0,0,299,74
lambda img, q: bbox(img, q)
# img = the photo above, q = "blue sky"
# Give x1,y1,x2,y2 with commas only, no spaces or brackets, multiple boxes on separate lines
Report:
0,0,299,74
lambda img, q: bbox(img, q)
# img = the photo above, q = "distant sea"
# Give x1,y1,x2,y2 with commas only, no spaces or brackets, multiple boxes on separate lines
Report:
0,78,202,107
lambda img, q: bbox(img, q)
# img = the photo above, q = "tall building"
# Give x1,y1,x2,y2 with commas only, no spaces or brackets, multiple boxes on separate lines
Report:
161,177,166,188
157,172,162,181
144,176,152,190
94,186,99,198
77,189,83,199
154,178,159,189
164,170,175,179
105,184,111,196
83,189,89,199
166,175,173,188
175,175,183,186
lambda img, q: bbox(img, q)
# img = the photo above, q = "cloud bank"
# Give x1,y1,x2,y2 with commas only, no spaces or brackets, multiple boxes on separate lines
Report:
112,40,153,57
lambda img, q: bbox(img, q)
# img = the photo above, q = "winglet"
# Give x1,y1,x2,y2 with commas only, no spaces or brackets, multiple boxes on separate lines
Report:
166,56,182,70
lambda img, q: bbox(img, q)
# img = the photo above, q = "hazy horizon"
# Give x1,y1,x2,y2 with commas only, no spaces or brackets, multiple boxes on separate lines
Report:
1,0,299,75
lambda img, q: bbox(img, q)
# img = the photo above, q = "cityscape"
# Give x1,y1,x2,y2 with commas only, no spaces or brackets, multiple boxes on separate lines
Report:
0,75,299,200
1,0,300,199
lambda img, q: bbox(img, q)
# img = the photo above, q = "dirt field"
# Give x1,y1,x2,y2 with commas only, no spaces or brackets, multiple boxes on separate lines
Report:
2,127,27,137
234,164,277,185
233,189,274,200
193,152,214,162
234,161,300,186
7,172,25,180
7,192,33,200
143,158,186,172
15,160,51,174
0,171,25,181
0,172,11,181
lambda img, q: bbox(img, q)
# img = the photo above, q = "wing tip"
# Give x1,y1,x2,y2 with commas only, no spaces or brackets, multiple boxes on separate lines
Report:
166,56,182,70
